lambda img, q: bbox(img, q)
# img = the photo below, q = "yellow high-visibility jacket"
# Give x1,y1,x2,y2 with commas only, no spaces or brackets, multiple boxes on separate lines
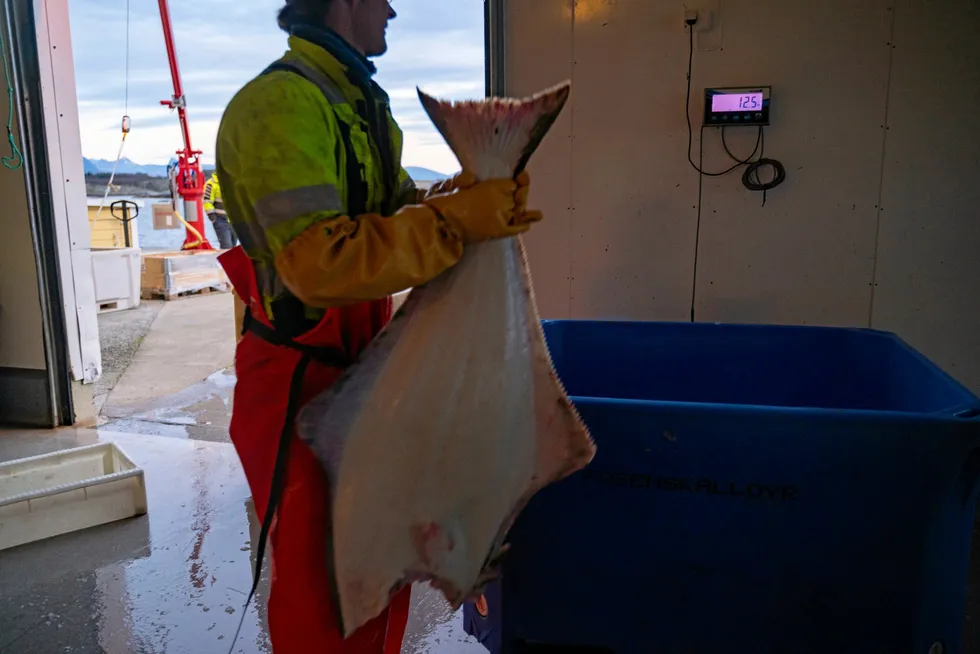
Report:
203,173,224,216
216,35,462,320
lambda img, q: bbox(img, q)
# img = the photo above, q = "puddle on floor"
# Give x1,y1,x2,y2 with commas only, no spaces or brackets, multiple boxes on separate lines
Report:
0,430,485,654
100,369,237,442
0,433,268,654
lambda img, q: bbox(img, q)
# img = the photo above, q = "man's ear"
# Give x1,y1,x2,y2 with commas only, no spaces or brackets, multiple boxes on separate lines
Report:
324,0,354,27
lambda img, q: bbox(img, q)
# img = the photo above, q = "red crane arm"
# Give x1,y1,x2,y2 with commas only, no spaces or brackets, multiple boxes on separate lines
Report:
157,0,212,250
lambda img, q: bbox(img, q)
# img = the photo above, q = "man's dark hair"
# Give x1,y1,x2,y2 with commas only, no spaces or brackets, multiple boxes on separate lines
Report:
277,0,333,32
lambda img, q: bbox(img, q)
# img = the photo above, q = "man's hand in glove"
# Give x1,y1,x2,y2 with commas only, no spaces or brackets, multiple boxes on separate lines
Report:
423,171,477,199
423,171,542,244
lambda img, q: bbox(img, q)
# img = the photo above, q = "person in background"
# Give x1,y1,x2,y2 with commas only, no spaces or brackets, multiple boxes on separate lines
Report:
214,0,543,652
203,171,237,249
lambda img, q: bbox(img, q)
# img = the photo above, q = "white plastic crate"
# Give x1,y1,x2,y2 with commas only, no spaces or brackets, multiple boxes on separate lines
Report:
0,443,148,551
91,247,142,313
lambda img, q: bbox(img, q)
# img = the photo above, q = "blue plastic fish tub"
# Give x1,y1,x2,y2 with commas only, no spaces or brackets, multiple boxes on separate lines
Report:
464,320,980,654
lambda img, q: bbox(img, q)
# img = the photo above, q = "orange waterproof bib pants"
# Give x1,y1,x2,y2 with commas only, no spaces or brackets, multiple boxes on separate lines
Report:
220,246,411,653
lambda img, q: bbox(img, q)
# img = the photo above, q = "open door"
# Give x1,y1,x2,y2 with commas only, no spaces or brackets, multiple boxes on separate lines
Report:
0,0,101,427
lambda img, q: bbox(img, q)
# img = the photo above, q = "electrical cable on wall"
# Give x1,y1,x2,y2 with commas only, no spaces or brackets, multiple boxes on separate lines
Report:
0,21,23,170
721,126,785,201
684,26,785,205
684,21,787,323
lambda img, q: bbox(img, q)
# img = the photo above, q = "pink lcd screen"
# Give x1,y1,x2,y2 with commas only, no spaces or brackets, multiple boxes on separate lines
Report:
711,93,763,113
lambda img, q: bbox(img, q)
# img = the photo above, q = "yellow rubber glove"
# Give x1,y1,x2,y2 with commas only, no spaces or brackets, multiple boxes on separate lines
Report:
512,171,541,222
425,172,542,244
424,171,477,199
427,169,537,206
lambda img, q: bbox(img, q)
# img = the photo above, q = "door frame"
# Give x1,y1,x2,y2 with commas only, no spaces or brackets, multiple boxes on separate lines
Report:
485,0,506,97
3,0,102,426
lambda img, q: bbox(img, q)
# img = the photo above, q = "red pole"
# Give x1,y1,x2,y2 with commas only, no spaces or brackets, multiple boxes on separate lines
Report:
158,0,212,250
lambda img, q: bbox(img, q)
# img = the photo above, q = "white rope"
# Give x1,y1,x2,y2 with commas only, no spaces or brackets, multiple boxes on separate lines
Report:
95,133,127,219
95,0,132,220
124,0,130,114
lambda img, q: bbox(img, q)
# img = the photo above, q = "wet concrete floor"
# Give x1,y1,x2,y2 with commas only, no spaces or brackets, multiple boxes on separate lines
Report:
0,425,484,653
0,429,272,653
0,287,488,653
100,369,238,444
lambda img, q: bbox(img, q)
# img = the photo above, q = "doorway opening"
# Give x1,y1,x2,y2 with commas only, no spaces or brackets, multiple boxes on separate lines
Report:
0,1,494,651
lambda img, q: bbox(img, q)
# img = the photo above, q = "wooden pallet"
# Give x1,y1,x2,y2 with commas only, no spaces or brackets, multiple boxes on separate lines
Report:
141,282,230,302
140,251,230,301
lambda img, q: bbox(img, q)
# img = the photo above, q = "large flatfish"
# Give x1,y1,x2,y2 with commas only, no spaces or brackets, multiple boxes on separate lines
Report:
296,80,596,637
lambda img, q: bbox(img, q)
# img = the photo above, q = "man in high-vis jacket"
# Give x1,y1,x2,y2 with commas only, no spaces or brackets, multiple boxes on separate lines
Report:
203,171,237,249
215,0,543,652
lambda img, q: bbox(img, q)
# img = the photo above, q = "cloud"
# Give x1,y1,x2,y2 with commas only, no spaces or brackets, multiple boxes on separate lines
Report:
70,0,484,173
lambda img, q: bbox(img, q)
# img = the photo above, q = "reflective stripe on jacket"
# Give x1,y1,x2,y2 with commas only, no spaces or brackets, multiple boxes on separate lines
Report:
215,35,418,320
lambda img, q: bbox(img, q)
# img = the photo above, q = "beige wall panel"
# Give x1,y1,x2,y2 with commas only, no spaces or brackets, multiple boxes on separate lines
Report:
503,0,980,391
505,0,575,319
0,161,46,370
569,0,699,321
693,0,893,326
0,7,45,371
872,0,980,392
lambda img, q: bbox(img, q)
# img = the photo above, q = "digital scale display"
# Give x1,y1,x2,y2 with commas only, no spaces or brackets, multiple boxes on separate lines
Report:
711,92,763,113
703,86,771,126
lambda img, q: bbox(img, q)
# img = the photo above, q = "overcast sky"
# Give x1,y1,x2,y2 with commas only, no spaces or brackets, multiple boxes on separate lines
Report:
68,0,484,174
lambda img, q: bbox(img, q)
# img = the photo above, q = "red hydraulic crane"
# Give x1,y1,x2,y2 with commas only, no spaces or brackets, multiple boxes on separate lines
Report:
158,0,213,250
